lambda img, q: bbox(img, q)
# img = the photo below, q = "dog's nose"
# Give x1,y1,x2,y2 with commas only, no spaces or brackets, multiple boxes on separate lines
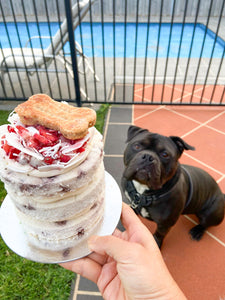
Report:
141,153,153,162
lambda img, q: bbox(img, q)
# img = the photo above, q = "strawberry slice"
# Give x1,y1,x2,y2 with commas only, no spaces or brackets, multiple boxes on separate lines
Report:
9,147,21,159
27,138,41,151
16,125,30,140
33,133,51,147
7,125,16,133
2,141,21,159
77,147,85,153
38,126,59,143
59,153,71,163
2,141,11,155
44,156,54,165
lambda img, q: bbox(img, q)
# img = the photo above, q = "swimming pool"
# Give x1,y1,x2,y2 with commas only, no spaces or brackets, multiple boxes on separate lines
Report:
1,22,224,58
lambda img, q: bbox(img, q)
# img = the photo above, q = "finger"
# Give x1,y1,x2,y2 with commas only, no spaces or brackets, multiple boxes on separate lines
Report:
121,202,145,231
112,228,123,238
120,203,155,246
88,234,141,263
88,251,108,265
59,257,102,284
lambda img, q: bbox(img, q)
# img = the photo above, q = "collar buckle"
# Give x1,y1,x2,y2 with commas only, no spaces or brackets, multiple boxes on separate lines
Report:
130,192,141,209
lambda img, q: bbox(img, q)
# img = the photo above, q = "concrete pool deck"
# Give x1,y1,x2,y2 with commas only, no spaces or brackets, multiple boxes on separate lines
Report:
1,55,225,102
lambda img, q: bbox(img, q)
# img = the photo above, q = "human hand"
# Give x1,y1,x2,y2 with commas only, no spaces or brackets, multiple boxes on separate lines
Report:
60,203,186,300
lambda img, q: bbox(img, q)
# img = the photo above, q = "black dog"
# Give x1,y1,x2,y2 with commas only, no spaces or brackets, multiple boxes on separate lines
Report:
121,125,225,248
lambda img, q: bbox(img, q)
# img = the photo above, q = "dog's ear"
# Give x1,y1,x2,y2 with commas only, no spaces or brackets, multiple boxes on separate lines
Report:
170,136,195,155
126,126,149,143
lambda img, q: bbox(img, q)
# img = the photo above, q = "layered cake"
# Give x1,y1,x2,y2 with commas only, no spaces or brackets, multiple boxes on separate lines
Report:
0,94,105,251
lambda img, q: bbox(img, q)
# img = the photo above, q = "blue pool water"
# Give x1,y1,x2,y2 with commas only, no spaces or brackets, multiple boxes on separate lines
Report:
1,22,225,58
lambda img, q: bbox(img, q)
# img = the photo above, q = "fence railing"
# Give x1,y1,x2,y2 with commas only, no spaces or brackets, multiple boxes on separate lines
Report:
0,0,225,106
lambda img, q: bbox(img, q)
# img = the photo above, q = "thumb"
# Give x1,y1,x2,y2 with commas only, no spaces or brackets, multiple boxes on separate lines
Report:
88,235,142,263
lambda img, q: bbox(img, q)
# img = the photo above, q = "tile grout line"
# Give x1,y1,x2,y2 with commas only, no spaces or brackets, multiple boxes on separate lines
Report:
183,152,224,177
163,106,225,138
134,84,152,93
134,83,224,106
103,105,112,146
181,109,225,139
76,291,102,296
184,215,225,247
108,122,132,125
133,105,165,122
205,124,225,136
166,84,205,98
73,274,80,300
133,84,205,106
217,174,225,183
133,100,225,138
165,105,225,136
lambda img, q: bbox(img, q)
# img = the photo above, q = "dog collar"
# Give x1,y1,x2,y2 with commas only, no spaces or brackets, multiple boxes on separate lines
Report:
125,167,182,214
126,166,193,214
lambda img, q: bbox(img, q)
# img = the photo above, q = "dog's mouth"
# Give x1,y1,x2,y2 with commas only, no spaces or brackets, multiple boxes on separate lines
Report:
123,161,162,190
136,166,162,189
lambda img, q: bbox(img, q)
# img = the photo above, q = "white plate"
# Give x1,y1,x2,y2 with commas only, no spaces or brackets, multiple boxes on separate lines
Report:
0,171,122,264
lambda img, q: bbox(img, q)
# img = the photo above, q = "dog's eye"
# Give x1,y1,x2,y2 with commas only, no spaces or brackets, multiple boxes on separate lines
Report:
133,143,142,151
161,151,169,158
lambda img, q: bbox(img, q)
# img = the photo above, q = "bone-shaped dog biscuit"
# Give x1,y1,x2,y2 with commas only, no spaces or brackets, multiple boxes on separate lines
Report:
15,94,96,140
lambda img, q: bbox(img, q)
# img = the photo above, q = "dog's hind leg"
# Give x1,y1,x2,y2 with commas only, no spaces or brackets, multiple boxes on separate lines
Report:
189,224,206,241
189,194,225,241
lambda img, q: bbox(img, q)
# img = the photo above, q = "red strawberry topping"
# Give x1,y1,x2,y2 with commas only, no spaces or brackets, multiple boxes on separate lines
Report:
1,122,88,165
2,141,21,159
33,133,52,147
59,153,71,163
7,125,16,133
77,147,85,153
44,156,55,165
37,126,59,143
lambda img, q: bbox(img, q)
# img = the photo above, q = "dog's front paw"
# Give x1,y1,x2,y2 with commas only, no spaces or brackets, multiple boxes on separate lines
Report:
189,224,205,241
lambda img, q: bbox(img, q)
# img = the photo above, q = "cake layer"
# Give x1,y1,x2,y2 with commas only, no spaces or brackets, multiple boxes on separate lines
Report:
15,193,105,251
11,163,105,221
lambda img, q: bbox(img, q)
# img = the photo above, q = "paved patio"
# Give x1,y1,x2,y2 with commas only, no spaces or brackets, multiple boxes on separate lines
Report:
73,97,225,299
0,88,224,299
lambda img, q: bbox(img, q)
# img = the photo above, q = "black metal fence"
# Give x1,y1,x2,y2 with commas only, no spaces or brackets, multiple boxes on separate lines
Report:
0,0,225,106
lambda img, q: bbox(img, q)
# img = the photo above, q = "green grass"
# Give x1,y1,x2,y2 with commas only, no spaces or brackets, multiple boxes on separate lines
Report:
95,104,110,133
0,104,109,299
0,111,9,203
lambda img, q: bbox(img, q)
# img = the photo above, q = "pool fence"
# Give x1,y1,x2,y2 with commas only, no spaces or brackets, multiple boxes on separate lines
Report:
0,0,225,106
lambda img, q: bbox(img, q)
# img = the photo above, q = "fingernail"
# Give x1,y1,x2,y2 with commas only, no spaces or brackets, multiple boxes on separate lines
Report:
88,235,98,249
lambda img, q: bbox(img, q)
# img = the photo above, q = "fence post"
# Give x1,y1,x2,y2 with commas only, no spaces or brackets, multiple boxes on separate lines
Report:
64,0,82,107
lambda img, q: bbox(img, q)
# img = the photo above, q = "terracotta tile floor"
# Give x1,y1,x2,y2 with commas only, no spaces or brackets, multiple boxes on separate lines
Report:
133,84,225,300
134,84,225,104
